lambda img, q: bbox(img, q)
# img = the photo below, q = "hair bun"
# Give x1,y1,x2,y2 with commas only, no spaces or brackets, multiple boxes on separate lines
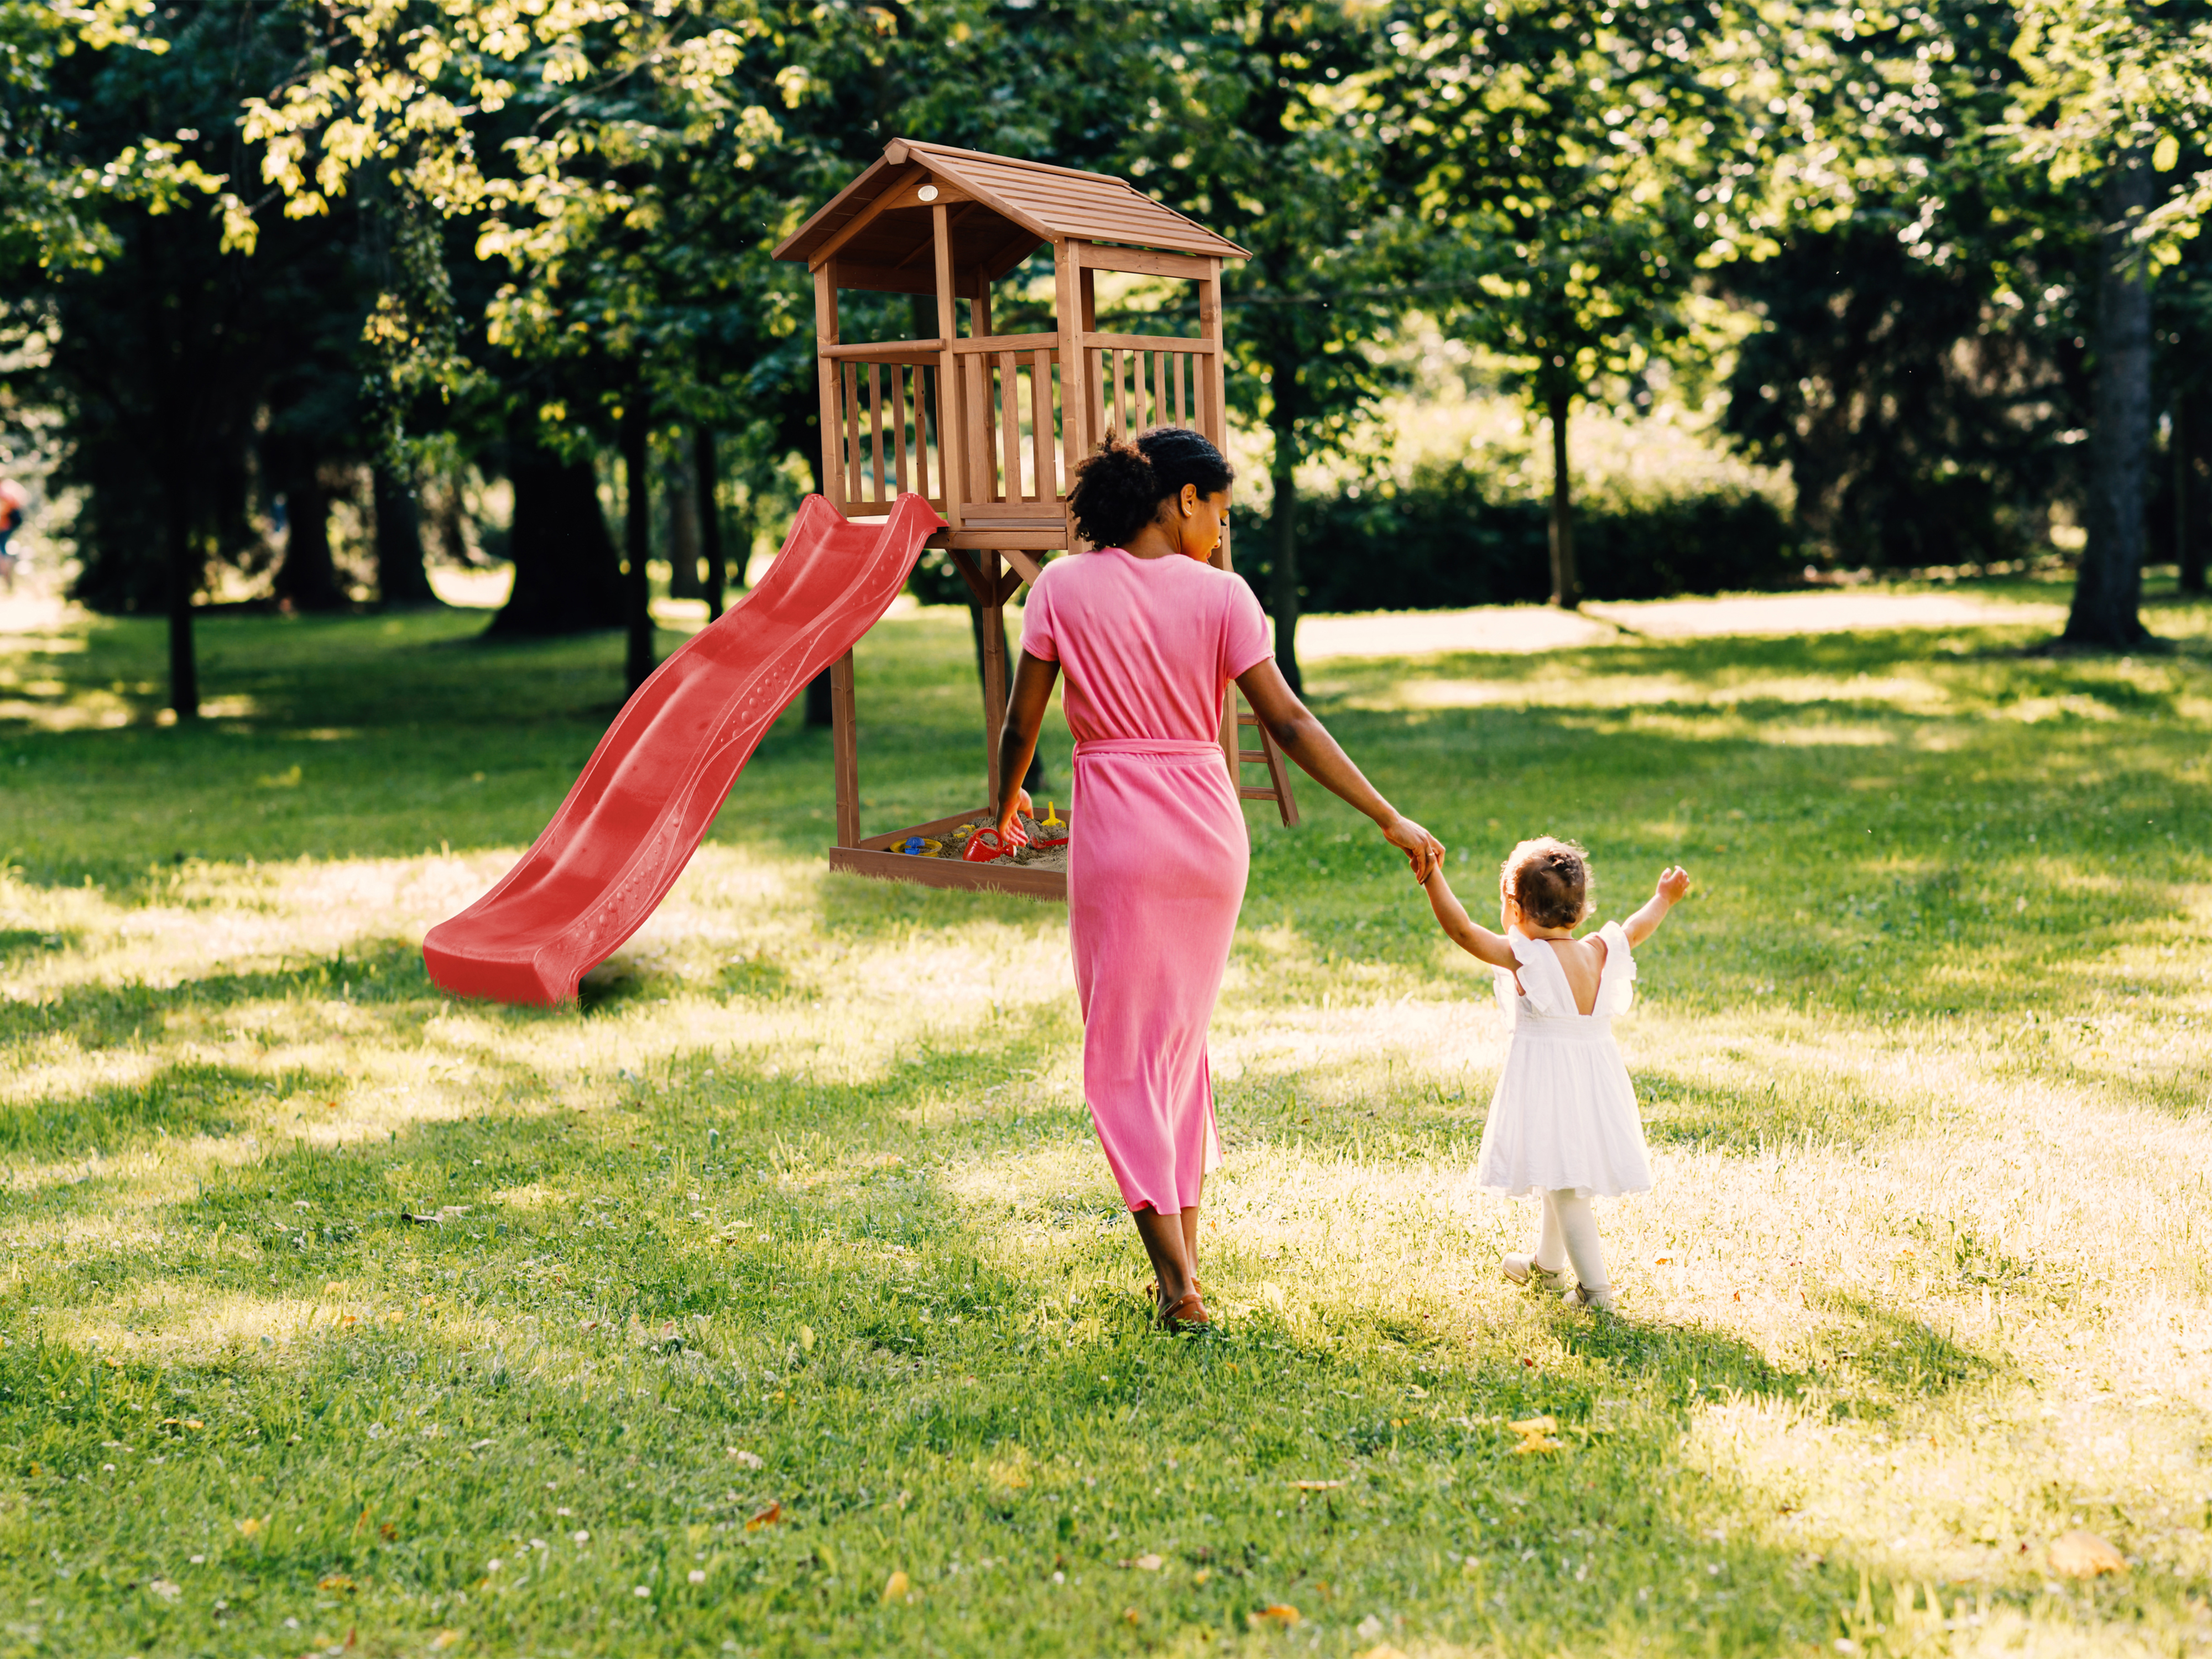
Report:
1066,426,1234,549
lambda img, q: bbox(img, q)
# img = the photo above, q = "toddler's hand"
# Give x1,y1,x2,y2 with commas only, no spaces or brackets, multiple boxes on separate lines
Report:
1655,865,1691,904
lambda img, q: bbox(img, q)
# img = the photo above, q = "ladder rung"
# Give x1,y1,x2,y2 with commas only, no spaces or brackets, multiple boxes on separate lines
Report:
1237,786,1284,801
1238,749,1268,764
1237,713,1262,726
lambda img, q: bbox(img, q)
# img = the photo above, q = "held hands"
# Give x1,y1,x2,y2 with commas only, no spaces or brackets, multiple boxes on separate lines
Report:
1380,813,1445,883
1655,865,1692,905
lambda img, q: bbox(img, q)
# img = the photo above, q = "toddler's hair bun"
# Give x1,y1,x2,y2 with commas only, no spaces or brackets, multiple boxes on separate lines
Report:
1066,425,1234,549
1500,836,1593,930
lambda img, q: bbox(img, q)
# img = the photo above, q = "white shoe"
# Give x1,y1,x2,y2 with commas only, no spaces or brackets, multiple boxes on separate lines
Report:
1502,1253,1569,1288
1563,1282,1616,1313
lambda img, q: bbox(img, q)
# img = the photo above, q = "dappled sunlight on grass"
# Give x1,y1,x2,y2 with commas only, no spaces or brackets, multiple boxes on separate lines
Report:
2,587,2210,1654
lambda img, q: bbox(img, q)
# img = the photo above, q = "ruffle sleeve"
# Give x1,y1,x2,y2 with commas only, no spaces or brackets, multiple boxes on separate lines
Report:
1595,920,1637,1016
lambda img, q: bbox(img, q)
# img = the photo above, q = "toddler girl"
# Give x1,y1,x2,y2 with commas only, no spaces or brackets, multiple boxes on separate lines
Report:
1421,838,1690,1311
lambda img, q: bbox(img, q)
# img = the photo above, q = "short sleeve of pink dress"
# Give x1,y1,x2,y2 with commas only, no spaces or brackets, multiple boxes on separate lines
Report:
1017,550,1272,1213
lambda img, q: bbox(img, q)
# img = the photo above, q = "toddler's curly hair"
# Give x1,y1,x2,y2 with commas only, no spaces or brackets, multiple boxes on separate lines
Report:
1500,837,1593,931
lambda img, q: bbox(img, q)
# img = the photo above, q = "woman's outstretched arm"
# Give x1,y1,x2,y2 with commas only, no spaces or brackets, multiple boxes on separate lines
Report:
1235,658,1443,881
993,648,1061,838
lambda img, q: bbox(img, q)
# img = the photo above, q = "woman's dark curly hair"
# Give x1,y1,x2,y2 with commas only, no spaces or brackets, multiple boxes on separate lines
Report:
1500,836,1594,931
1065,426,1235,549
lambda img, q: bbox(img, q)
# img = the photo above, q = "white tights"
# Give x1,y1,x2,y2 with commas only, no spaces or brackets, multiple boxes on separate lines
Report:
1533,1189,1610,1294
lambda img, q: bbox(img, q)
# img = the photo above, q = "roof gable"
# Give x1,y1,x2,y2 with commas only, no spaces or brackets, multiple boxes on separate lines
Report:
773,139,1248,275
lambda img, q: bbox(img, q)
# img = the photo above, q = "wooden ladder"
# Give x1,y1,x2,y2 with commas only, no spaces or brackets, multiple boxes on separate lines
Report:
1224,693,1300,826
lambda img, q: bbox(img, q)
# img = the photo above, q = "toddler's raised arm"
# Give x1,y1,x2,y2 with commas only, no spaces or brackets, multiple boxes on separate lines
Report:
1621,865,1692,947
1422,867,1519,968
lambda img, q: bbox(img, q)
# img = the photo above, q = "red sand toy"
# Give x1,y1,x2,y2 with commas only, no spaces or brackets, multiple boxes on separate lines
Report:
421,493,941,1004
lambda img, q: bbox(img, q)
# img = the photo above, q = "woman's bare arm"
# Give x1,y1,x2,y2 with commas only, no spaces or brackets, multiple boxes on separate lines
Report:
1235,657,1443,880
1421,866,1519,968
993,649,1061,837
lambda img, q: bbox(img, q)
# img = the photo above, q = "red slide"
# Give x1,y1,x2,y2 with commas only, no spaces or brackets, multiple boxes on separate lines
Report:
423,493,942,1005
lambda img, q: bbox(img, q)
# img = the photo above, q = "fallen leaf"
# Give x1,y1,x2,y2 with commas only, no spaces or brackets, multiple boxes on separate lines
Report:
1508,1416,1558,1437
1512,1437,1564,1455
1289,1480,1343,1491
428,1632,462,1651
1133,1554,1163,1571
147,1578,181,1600
727,1448,764,1469
318,1574,357,1593
746,1501,782,1531
799,1325,816,1351
1193,1569,1213,1585
236,1516,266,1540
1249,1604,1301,1627
2049,1530,2127,1578
881,1569,910,1603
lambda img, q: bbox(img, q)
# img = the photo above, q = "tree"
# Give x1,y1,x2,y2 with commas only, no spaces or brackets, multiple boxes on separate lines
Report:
1389,0,1740,609
2007,0,2212,646
1124,0,1409,690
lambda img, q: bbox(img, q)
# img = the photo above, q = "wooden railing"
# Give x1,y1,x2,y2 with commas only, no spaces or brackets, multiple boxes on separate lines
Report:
825,343,943,514
826,329,1220,528
1082,333,1218,453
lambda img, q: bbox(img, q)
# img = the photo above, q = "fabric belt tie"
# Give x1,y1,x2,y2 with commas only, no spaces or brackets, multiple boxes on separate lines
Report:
1073,739,1223,759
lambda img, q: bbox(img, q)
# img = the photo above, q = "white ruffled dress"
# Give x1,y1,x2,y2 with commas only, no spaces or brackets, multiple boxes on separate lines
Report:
1474,922,1654,1198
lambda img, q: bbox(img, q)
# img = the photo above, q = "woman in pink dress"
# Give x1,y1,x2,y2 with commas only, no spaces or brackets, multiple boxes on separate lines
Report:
992,428,1442,1329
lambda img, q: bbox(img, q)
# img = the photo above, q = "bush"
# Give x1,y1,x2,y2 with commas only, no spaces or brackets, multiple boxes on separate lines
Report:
1234,459,1802,611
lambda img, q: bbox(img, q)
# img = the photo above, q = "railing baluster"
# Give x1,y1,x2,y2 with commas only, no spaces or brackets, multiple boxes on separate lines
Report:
1089,348,1107,452
916,363,933,503
890,362,909,495
1030,349,1055,503
868,364,887,502
998,349,1021,502
1171,351,1186,425
1113,349,1128,439
841,362,862,503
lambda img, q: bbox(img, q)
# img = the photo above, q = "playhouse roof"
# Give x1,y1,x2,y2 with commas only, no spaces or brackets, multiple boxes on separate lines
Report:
773,139,1248,290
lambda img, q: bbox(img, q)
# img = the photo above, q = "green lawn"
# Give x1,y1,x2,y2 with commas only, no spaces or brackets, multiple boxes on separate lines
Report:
1,578,2209,1658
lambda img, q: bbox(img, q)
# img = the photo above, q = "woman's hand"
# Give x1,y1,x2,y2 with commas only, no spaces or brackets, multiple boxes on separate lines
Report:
1380,813,1443,882
995,786,1034,846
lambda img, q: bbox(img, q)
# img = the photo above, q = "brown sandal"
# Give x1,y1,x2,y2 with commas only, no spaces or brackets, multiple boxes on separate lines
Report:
1159,1290,1212,1331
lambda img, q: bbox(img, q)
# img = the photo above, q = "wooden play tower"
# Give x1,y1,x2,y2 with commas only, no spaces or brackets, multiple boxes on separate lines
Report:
773,138,1298,899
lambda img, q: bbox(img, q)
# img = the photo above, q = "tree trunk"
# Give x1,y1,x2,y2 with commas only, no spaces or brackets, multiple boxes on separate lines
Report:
372,465,440,607
2179,389,2208,597
696,425,726,620
488,424,624,637
273,467,346,612
1547,385,1579,609
2065,158,2155,648
666,439,703,599
1268,354,1303,695
623,392,656,695
165,481,199,720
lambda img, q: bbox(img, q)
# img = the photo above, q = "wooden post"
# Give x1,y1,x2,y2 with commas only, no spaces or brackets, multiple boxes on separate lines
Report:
814,268,843,510
1053,241,1087,504
1199,258,1227,449
831,649,860,847
982,550,1008,804
932,205,963,535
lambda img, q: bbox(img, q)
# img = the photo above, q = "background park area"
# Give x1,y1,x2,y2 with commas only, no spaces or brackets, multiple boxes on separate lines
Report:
8,0,2212,1654
0,566,2208,1657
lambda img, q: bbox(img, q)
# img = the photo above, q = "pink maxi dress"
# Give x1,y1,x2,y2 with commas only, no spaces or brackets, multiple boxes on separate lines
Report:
1019,547,1274,1214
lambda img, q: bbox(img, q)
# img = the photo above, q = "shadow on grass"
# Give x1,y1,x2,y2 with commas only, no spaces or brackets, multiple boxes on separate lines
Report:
0,937,444,1052
0,1060,348,1162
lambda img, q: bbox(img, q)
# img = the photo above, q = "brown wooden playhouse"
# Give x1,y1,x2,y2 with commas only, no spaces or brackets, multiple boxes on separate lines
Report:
772,139,1298,900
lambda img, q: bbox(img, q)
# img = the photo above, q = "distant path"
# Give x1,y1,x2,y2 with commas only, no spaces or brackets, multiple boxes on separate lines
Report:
1296,590,2069,661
